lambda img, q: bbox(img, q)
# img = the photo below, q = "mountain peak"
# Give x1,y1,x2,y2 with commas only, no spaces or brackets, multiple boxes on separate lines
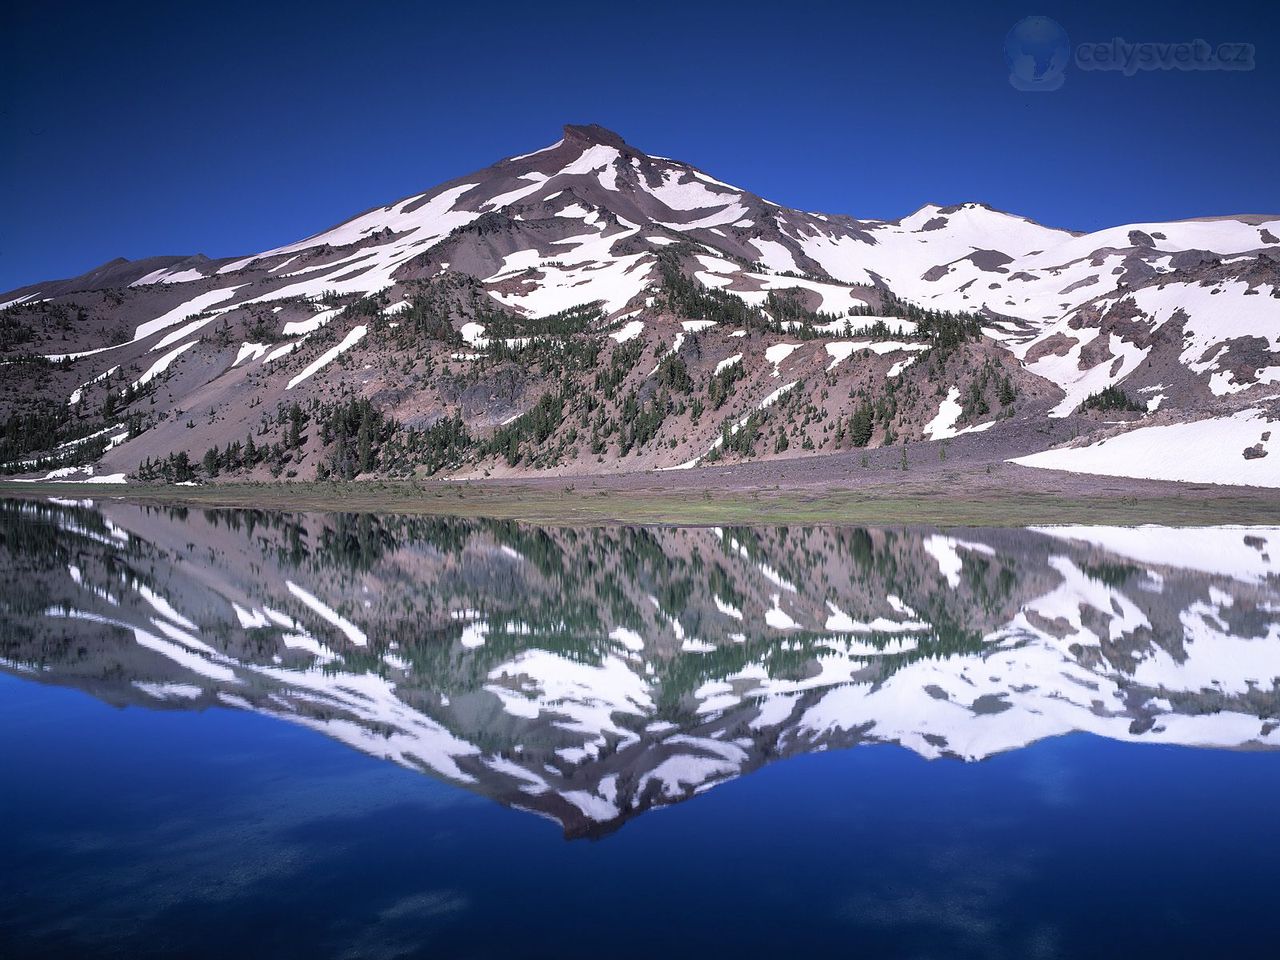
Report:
562,123,633,151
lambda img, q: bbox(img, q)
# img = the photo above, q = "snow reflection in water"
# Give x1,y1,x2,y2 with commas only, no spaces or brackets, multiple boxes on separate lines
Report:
2,498,1278,837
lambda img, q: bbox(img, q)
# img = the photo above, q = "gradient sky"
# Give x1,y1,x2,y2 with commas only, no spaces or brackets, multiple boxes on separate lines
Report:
2,0,1276,291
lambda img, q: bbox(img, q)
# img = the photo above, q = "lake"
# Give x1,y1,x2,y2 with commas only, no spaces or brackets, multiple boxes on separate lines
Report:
2,497,1278,958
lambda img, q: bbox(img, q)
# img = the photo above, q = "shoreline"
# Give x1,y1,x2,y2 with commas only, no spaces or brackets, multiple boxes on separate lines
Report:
5,461,1280,526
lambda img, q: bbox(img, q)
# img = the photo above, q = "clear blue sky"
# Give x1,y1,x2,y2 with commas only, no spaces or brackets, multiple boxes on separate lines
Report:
2,0,1276,291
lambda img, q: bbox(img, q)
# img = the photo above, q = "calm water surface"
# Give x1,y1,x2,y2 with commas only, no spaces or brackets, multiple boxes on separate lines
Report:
1,498,1278,958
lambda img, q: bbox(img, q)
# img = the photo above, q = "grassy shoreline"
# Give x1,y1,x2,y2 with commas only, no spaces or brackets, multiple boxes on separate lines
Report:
5,479,1280,526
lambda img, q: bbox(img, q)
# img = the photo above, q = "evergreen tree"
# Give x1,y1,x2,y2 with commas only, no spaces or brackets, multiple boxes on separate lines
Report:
848,404,874,447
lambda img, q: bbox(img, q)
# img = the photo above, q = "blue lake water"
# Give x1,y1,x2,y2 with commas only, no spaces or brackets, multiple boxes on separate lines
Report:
1,499,1278,958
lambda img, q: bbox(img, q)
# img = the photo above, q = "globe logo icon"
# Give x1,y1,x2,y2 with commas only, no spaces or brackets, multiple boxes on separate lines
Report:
1005,16,1071,91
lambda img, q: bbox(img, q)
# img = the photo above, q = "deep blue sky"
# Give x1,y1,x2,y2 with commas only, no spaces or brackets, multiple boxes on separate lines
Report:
2,0,1276,291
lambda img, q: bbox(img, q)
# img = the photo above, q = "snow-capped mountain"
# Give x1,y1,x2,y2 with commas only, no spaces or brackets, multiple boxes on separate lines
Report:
2,124,1277,485
5,501,1278,837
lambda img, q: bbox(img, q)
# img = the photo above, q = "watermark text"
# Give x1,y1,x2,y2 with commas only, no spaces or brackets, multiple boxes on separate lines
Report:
1076,38,1255,75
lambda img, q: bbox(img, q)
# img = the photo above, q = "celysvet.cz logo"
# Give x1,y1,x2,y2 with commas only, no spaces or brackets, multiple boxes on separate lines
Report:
1004,16,1256,91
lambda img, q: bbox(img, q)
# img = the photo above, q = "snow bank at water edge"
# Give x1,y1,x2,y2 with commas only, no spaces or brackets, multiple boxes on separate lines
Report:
1011,408,1280,487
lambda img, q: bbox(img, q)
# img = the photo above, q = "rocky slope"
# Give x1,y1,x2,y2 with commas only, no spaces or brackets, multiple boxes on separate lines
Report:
1,124,1277,485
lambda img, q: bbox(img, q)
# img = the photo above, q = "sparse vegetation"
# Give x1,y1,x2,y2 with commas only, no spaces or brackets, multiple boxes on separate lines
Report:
1080,385,1144,413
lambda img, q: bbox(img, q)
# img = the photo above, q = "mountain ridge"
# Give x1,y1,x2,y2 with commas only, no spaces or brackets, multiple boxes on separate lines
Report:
1,124,1277,487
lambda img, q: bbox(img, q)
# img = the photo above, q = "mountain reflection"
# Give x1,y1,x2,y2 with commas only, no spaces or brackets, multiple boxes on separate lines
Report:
2,498,1278,838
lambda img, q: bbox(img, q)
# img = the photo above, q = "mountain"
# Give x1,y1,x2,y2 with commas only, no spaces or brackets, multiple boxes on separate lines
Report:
2,123,1278,486
4,501,1278,838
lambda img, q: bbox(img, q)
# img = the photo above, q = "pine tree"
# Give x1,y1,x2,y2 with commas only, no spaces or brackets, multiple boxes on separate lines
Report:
848,404,874,447
998,375,1016,406
357,405,375,472
172,451,194,482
